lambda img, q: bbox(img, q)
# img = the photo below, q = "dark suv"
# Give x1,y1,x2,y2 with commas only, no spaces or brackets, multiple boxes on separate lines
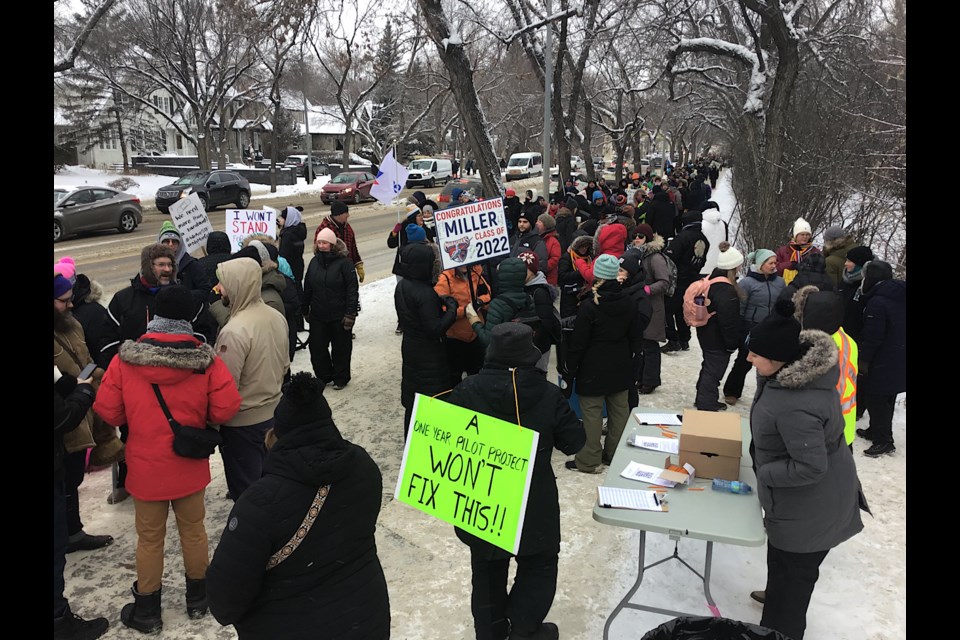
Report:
155,171,251,214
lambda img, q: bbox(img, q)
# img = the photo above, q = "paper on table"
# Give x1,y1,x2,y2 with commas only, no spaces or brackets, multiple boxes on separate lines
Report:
628,434,680,454
620,461,677,487
597,486,664,511
633,412,682,426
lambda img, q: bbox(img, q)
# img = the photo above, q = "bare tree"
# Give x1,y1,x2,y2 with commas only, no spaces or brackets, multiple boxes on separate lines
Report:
54,0,119,74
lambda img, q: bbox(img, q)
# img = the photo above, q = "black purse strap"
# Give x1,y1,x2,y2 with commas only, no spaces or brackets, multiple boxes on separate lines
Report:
151,384,179,436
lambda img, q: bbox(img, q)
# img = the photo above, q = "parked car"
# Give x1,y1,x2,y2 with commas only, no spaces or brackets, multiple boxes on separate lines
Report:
283,154,326,177
437,177,483,205
593,156,605,169
638,157,651,174
320,170,377,205
155,170,251,214
54,186,143,243
570,155,587,174
406,158,453,188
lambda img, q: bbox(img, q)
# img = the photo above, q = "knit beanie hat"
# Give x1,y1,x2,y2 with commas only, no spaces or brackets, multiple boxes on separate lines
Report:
518,209,538,225
231,246,263,266
154,284,197,321
505,188,517,198
537,213,556,231
846,246,874,267
592,254,621,281
140,244,177,285
54,257,77,285
565,196,579,211
793,286,843,334
158,220,181,244
633,223,654,242
406,224,427,243
823,226,845,243
248,240,272,266
315,227,337,245
748,248,776,269
330,200,349,217
592,190,605,202
716,242,744,270
618,252,642,277
54,274,72,299
748,299,801,362
516,250,540,274
451,188,463,202
206,231,231,255
792,217,812,239
273,372,333,438
485,323,542,368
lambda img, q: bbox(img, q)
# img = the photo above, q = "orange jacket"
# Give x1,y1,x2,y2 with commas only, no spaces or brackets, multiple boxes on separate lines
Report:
434,265,492,343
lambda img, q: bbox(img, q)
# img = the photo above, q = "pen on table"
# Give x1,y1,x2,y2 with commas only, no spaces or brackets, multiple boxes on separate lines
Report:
653,493,660,507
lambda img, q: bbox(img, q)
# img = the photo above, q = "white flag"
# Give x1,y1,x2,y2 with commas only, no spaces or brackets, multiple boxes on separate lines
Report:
370,149,410,205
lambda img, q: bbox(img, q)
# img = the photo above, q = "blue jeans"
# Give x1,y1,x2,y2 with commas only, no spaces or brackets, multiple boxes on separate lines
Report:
54,478,68,617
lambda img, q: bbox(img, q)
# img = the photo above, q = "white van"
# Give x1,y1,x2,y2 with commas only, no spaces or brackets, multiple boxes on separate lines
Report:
505,152,544,181
406,158,453,188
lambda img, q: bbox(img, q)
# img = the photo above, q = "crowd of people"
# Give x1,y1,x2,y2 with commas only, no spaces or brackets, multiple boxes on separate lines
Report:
54,157,905,640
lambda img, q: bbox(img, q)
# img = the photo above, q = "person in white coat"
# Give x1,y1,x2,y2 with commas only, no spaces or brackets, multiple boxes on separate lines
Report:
699,202,729,276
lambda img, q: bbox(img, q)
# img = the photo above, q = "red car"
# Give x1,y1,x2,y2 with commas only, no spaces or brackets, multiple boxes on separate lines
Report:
320,171,377,205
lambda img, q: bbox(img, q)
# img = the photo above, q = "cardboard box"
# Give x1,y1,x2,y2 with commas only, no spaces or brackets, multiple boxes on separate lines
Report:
678,410,742,481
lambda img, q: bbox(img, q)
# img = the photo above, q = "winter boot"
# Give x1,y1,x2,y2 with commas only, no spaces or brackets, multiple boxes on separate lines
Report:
509,621,559,640
120,582,163,634
185,576,208,619
660,340,682,354
54,605,109,640
864,441,896,457
66,531,114,553
750,590,766,604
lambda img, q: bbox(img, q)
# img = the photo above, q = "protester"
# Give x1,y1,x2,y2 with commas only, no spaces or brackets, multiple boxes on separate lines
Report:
94,285,242,634
564,254,643,473
54,365,109,640
207,373,390,640
388,205,430,334
213,258,290,500
662,211,709,353
856,260,906,457
67,263,116,371
157,221,212,298
722,248,785,406
779,252,834,301
434,264,492,387
692,243,744,411
316,200,364,283
746,299,865,640
646,185,677,242
822,226,859,286
303,228,359,390
616,250,654,408
54,273,123,554
557,233,596,321
465,257,533,349
535,213,561,285
196,231,233,301
775,218,821,285
511,209,548,270
629,224,671,395
699,204,729,275
517,250,562,374
554,206,577,252
276,206,307,285
395,241,459,436
835,245,873,349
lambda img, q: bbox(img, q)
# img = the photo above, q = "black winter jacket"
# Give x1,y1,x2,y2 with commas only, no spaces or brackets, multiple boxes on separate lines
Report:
666,222,710,285
395,243,458,408
565,280,644,395
696,269,743,352
646,191,677,241
557,234,596,319
207,421,390,640
620,274,654,338
278,222,307,284
302,240,359,322
70,274,115,370
447,366,585,558
859,279,906,395
54,378,95,480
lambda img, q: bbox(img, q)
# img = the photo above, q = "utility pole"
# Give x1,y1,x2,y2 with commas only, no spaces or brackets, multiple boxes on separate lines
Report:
541,0,553,199
301,56,314,184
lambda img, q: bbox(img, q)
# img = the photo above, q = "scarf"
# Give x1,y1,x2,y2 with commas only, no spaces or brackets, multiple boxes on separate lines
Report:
842,265,863,285
145,317,193,335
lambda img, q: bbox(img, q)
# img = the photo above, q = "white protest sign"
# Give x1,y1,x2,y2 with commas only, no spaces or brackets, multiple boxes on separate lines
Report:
433,198,509,270
225,208,277,252
168,193,213,255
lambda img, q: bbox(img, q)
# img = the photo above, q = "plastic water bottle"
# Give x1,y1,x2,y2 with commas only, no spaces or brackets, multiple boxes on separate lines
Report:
711,478,753,494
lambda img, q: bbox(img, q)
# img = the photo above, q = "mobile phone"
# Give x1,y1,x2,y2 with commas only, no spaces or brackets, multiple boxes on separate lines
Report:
78,363,98,380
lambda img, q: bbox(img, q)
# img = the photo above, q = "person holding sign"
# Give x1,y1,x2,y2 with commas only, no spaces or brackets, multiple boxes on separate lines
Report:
158,221,213,301
447,323,585,640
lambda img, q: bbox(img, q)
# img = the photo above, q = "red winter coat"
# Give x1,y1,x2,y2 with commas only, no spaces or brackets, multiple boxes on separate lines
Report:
94,332,241,501
541,229,561,285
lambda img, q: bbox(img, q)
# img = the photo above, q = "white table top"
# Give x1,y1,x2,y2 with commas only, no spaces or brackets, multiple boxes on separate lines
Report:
592,408,766,547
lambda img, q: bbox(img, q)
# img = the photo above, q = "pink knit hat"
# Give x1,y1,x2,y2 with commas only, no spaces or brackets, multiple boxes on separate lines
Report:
315,228,337,245
54,256,77,284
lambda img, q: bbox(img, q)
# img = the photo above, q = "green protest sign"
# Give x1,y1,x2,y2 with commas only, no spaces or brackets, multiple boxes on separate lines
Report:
394,393,540,554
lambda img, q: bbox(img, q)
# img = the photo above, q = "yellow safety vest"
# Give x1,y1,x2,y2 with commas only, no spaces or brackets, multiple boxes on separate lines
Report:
833,329,858,445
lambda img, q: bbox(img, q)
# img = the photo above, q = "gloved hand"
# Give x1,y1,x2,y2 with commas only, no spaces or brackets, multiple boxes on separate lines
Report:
342,315,356,331
644,285,651,295
392,223,402,235
443,296,459,313
464,302,480,325
789,261,798,270
356,262,365,282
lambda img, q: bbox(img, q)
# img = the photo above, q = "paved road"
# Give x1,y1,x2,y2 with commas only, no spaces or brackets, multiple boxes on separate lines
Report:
53,177,543,300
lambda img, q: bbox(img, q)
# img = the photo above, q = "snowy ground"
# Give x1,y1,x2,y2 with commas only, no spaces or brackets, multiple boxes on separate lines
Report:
62,173,906,639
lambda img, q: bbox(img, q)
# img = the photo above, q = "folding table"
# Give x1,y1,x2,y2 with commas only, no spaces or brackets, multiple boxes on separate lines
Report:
592,408,766,639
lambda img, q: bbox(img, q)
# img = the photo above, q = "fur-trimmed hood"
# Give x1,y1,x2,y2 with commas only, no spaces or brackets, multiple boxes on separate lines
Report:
119,335,217,371
774,330,838,389
72,274,104,305
823,233,856,257
569,233,598,257
640,234,665,255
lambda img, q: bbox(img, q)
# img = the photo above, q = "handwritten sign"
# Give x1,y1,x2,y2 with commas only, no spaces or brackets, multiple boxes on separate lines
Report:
168,193,213,255
433,197,509,270
394,394,539,554
226,208,277,251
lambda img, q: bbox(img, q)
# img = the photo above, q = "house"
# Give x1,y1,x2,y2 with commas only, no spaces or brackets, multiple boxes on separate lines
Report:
278,90,364,156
